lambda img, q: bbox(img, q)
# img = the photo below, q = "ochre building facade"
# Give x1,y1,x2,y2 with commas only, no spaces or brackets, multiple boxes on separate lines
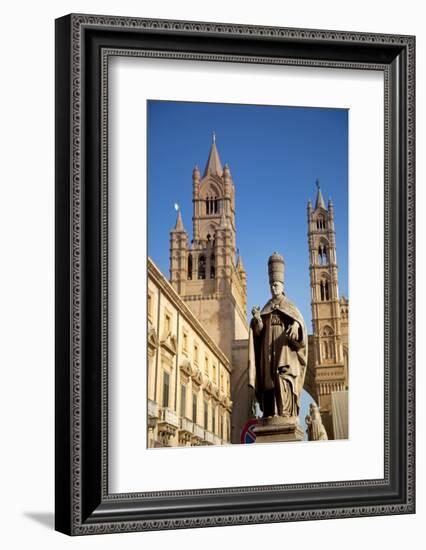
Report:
147,258,232,448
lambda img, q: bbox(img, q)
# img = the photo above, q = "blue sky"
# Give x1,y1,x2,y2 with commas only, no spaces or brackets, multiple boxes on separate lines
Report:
147,100,348,332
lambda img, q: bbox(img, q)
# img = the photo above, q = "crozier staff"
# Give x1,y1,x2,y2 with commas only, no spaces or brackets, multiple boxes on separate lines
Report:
248,253,307,418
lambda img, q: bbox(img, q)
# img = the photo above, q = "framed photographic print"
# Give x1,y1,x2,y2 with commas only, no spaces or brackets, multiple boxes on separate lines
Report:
55,14,415,535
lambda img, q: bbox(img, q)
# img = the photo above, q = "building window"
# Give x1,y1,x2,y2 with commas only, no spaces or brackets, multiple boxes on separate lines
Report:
210,253,215,278
182,332,188,353
162,371,170,408
164,313,171,334
194,343,199,364
220,415,224,438
198,255,206,279
212,407,216,434
204,400,208,429
212,363,217,384
204,356,209,374
187,253,193,280
192,393,197,423
180,384,186,418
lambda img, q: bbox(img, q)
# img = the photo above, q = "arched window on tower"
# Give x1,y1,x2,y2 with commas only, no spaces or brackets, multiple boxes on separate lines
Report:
323,326,334,337
210,254,215,278
198,255,206,279
318,244,328,265
322,326,335,361
316,216,327,230
320,278,330,301
205,195,220,215
187,253,193,280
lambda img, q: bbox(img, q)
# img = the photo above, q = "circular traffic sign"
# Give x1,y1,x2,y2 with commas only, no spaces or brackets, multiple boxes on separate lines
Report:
240,418,258,444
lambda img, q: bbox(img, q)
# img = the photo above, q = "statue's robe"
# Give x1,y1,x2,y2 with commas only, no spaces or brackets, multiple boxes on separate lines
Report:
248,293,307,416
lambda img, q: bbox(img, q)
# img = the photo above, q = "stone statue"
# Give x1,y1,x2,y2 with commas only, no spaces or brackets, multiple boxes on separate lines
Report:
248,253,308,421
305,403,328,441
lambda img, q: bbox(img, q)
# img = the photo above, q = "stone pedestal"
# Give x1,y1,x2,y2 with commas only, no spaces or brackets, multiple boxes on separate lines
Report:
253,416,304,443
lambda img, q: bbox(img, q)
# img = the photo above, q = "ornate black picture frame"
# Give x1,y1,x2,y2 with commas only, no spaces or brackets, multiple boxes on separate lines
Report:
55,14,415,535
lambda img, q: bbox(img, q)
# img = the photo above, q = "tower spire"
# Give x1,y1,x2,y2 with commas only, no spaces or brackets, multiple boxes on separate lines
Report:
307,182,348,439
203,134,223,177
174,208,185,232
315,178,326,209
236,254,245,272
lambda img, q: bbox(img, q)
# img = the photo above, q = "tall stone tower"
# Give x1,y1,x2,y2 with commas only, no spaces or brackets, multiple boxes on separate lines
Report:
169,135,248,361
307,181,349,438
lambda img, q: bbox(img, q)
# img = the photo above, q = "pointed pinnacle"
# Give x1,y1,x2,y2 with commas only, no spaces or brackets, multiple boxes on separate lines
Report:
174,209,185,231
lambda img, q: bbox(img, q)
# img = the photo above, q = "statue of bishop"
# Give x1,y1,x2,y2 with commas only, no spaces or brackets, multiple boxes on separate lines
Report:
248,253,308,420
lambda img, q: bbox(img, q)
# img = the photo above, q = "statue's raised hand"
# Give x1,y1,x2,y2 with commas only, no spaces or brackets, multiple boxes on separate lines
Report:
251,306,261,320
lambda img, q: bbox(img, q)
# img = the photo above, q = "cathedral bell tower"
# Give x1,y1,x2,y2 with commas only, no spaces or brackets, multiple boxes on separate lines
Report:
169,134,248,361
307,181,348,439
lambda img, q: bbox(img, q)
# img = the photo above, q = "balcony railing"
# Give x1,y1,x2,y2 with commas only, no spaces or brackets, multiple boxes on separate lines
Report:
179,417,194,434
203,430,214,444
193,424,204,440
159,407,179,428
